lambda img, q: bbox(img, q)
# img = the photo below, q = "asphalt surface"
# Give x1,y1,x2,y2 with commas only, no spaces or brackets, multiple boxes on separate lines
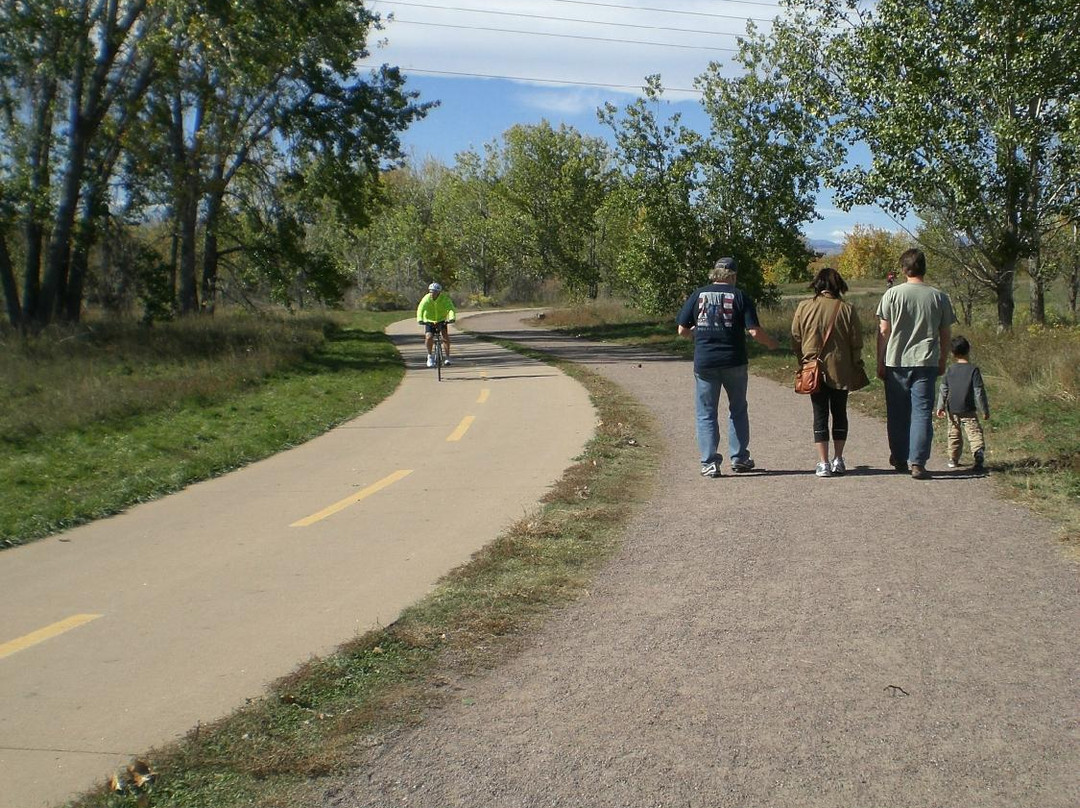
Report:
321,310,1080,808
0,316,595,808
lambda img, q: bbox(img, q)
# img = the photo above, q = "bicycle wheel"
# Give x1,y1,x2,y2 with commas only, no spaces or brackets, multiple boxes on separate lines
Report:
433,336,443,381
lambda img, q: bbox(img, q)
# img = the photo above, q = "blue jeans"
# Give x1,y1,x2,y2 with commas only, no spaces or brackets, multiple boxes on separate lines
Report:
694,365,750,465
884,367,938,466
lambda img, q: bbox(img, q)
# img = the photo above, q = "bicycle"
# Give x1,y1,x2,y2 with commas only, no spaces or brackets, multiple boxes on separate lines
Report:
422,320,450,381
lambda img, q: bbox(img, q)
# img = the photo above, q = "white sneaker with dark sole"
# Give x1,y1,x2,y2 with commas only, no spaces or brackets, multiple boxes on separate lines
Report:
815,461,832,477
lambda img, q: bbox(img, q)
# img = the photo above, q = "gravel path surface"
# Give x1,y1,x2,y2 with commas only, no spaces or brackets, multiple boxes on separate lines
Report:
324,311,1079,808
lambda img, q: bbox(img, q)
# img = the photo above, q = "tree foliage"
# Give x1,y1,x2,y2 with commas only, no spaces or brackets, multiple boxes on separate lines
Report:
0,0,430,328
765,0,1080,329
836,225,911,280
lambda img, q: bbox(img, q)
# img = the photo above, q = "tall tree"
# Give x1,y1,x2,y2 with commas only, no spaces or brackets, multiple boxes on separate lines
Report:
38,0,158,325
434,148,522,297
696,34,823,295
764,0,1080,329
835,225,911,280
598,77,709,314
148,0,427,314
497,121,614,299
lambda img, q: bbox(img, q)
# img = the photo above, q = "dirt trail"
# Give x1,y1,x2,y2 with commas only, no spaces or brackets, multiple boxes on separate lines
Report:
324,311,1079,808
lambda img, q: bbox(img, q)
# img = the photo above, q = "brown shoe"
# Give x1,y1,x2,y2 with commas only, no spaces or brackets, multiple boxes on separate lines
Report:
910,464,930,480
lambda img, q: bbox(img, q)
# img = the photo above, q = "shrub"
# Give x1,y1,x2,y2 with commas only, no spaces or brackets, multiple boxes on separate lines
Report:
358,289,410,311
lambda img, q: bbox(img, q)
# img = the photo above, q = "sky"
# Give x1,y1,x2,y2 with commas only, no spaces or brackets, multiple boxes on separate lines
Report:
357,0,912,244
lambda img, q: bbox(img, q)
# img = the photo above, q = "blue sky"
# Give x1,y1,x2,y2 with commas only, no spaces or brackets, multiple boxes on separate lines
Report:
359,0,912,243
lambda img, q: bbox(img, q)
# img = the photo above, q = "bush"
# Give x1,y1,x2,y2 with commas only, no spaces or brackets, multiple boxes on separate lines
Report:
358,289,411,311
467,293,498,308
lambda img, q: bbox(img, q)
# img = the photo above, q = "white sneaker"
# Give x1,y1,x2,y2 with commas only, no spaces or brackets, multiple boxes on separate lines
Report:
830,457,846,476
426,354,435,368
815,461,832,478
442,357,451,366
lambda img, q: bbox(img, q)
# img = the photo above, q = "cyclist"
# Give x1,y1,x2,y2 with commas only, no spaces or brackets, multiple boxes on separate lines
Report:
416,282,456,367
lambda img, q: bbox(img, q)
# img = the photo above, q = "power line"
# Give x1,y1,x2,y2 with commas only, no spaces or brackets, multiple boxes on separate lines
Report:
388,19,739,52
376,0,763,29
398,66,704,94
548,0,783,14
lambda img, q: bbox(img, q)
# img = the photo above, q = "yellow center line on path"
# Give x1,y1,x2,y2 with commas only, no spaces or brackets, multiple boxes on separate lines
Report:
0,614,102,660
290,469,413,527
477,388,490,404
446,416,476,442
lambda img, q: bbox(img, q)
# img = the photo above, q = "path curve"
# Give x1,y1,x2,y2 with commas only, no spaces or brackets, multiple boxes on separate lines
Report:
325,310,1080,808
0,316,595,808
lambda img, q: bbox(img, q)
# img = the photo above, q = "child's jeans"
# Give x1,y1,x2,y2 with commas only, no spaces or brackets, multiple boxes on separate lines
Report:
947,411,985,463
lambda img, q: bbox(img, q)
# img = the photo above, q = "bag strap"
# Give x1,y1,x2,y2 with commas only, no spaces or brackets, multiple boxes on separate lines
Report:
820,298,842,349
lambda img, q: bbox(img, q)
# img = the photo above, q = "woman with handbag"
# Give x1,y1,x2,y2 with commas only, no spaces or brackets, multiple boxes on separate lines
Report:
791,267,870,477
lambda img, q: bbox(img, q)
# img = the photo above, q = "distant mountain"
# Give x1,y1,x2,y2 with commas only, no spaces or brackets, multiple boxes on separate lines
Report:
807,238,842,254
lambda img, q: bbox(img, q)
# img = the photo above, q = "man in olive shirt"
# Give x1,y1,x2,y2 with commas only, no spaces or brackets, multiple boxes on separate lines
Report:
876,248,957,479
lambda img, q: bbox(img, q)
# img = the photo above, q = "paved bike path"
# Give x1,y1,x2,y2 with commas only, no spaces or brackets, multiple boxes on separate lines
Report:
325,310,1080,808
0,316,595,808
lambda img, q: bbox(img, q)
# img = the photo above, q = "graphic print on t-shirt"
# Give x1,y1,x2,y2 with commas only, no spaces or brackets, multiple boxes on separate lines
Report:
696,291,736,330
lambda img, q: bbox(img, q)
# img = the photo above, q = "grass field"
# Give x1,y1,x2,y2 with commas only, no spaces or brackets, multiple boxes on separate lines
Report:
0,310,406,547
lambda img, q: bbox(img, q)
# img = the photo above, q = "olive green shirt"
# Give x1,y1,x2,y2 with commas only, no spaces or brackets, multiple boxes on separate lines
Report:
875,283,957,367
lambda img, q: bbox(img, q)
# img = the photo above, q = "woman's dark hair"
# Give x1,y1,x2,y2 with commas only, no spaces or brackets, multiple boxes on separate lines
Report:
810,266,849,298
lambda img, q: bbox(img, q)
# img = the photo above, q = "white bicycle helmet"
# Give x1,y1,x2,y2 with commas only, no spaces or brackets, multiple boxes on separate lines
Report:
428,282,442,292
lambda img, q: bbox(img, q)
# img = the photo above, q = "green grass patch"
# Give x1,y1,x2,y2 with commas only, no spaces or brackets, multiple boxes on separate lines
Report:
67,341,658,808
0,311,406,548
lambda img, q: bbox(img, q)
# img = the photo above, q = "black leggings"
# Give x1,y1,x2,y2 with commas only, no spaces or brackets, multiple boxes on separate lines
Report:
811,385,849,443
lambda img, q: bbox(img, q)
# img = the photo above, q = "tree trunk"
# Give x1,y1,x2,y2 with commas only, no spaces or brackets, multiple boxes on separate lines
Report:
0,234,23,330
1068,258,1079,323
177,182,200,314
200,180,226,314
39,142,84,323
1029,275,1045,325
995,280,1015,330
66,203,102,322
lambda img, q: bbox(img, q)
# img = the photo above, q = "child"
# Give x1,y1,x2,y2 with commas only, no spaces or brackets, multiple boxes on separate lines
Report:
935,336,991,469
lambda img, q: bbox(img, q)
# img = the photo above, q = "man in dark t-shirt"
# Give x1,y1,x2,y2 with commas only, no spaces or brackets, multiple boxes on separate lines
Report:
676,257,780,477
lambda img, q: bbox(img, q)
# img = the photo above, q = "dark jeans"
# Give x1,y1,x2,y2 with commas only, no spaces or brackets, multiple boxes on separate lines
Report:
810,385,848,443
884,367,938,466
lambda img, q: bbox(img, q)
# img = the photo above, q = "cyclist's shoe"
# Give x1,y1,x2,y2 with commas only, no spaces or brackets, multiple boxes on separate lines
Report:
442,357,451,366
731,457,755,473
426,354,435,368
